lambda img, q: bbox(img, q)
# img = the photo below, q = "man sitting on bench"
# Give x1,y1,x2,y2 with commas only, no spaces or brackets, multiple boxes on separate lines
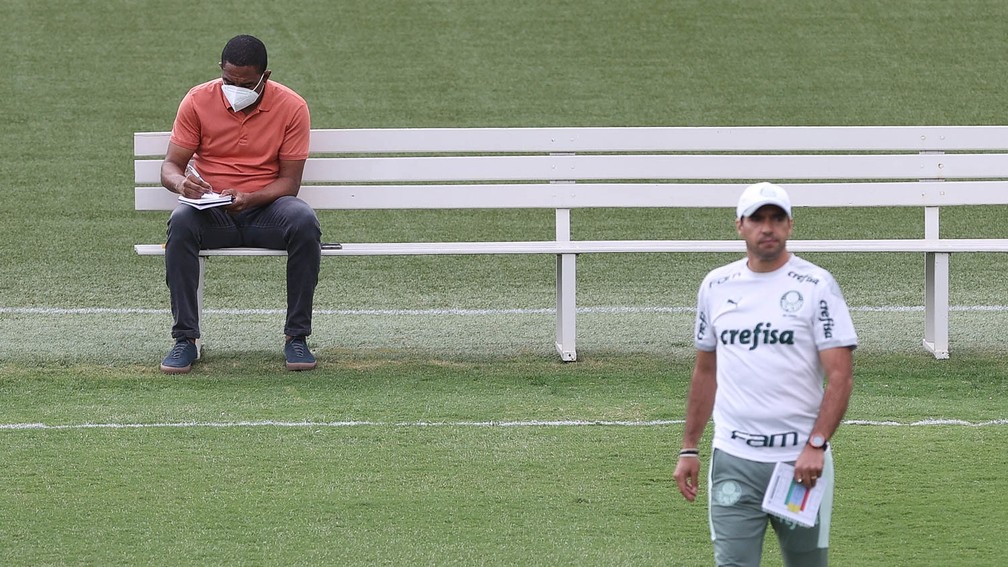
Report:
158,34,321,374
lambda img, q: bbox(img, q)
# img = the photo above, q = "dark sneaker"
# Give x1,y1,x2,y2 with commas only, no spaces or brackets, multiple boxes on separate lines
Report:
285,336,317,371
160,338,197,374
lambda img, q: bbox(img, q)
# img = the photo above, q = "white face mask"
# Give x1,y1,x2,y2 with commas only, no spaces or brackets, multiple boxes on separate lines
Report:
221,73,265,112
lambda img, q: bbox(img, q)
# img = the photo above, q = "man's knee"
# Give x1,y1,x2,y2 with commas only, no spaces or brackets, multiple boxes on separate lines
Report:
167,205,200,234
276,197,321,240
713,538,765,567
781,546,827,567
776,523,828,567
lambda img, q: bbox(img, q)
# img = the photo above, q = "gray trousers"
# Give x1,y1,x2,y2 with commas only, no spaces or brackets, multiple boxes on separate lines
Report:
708,449,834,567
165,196,321,340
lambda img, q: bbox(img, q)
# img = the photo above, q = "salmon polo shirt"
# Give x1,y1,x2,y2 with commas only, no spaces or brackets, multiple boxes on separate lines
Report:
169,78,311,193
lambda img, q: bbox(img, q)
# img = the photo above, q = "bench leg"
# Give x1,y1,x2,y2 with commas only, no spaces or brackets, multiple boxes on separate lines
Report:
923,252,950,359
555,253,577,361
196,256,205,359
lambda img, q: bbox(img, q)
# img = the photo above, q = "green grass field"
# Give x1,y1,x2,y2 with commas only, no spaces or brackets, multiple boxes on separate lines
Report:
2,1,1008,565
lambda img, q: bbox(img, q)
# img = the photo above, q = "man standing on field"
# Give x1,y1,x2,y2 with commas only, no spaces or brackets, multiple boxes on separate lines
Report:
673,182,858,566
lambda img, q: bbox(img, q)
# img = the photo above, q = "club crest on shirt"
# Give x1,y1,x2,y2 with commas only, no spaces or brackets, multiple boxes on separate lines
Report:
780,290,803,313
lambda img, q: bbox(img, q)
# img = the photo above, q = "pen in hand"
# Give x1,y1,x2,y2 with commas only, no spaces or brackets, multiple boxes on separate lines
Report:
185,164,213,193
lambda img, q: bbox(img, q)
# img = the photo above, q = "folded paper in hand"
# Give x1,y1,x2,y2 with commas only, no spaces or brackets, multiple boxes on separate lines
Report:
760,462,826,528
178,192,234,210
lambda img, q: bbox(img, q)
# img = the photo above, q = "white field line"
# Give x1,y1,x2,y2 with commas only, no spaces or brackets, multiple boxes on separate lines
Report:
4,305,1008,317
1,418,1006,432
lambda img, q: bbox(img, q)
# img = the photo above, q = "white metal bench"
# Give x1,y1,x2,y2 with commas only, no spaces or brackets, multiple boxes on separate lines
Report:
135,126,1008,360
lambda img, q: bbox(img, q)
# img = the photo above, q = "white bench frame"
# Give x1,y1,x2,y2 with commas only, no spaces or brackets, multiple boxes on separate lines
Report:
135,126,1008,360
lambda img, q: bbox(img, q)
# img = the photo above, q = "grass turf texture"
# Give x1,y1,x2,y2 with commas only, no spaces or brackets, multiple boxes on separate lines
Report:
1,354,1006,566
3,0,1008,565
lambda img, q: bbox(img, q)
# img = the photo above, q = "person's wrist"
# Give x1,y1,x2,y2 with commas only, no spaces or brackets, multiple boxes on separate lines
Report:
678,448,700,459
807,434,828,450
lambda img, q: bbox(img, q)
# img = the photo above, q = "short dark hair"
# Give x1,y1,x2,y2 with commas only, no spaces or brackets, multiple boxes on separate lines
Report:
221,35,268,73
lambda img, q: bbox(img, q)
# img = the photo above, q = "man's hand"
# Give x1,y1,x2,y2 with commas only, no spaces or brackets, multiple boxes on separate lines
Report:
674,455,701,502
793,444,826,488
173,169,212,199
221,189,248,212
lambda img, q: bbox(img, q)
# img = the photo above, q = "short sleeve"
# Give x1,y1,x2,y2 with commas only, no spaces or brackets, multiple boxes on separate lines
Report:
169,88,201,151
812,273,859,350
694,280,717,352
278,102,310,161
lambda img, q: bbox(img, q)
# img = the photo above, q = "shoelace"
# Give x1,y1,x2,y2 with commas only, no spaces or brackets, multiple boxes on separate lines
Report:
169,341,190,359
289,339,307,357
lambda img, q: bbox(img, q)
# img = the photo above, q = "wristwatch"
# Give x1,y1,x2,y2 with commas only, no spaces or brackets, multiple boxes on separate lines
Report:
807,434,828,450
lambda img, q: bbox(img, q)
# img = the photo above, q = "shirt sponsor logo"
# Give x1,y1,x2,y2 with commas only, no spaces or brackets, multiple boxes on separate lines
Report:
708,271,742,288
719,322,795,350
818,300,835,339
731,429,800,448
788,271,820,285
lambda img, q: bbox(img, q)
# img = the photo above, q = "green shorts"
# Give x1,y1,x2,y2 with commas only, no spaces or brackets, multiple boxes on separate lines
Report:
707,448,834,567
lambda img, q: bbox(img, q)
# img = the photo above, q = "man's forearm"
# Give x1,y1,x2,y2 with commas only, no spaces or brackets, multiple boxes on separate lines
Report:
681,350,717,448
811,346,854,441
810,378,852,441
161,161,186,194
682,388,715,448
235,177,300,208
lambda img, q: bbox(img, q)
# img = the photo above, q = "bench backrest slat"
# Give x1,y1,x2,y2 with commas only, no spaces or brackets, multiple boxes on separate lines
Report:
135,126,1008,155
307,126,1008,152
134,153,1008,185
134,180,1008,211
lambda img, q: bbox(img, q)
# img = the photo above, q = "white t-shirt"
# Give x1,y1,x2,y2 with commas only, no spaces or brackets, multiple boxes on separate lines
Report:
694,254,858,462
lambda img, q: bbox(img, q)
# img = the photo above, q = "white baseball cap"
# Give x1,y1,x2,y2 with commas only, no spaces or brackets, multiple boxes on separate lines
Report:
736,182,792,219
